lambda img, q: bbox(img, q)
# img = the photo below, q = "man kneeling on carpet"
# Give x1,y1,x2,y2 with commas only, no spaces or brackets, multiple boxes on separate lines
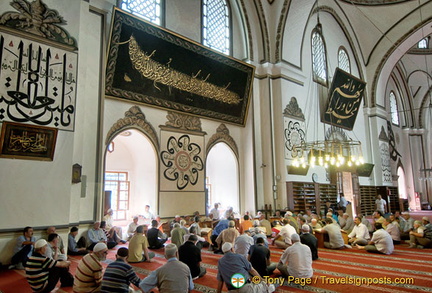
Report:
101,247,142,293
216,242,274,293
25,239,74,293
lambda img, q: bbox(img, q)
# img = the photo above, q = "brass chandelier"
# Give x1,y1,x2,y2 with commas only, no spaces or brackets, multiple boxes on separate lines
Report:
292,139,364,169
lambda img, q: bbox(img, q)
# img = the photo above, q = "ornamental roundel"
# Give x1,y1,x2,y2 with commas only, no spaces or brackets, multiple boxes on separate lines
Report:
160,135,203,190
284,120,306,158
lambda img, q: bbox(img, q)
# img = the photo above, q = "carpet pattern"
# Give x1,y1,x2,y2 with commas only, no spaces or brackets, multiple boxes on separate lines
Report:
1,230,432,292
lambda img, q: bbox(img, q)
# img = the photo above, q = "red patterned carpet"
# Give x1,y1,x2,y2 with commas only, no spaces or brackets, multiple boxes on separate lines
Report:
1,211,431,292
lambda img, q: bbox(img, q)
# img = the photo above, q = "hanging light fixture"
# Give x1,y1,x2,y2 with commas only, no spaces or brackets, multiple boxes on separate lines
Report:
292,139,364,169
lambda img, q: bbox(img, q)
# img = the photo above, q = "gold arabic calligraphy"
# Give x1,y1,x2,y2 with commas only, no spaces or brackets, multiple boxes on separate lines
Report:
326,79,363,120
8,130,48,153
128,35,241,105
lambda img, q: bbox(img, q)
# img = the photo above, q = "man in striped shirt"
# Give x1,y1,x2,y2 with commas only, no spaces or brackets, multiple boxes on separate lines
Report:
73,242,108,292
25,239,73,292
101,247,141,292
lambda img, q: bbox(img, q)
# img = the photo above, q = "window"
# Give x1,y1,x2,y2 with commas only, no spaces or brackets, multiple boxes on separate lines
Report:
338,48,350,73
120,0,162,25
389,91,400,126
418,38,428,49
311,28,327,84
202,0,230,55
104,172,130,220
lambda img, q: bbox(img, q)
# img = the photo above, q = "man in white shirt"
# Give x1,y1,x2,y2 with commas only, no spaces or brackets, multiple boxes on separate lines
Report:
234,230,254,259
375,195,387,215
209,203,220,221
142,205,155,220
277,233,313,278
357,223,394,254
348,216,371,246
127,216,139,240
273,219,297,249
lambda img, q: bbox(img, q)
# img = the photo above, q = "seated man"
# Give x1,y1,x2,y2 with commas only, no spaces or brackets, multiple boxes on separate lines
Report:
10,226,36,270
259,214,273,237
216,220,240,252
320,218,345,249
103,209,124,242
239,215,253,234
46,226,65,256
147,220,167,249
126,216,140,240
348,216,371,246
68,227,88,256
210,218,229,252
25,239,73,293
100,221,125,246
277,233,313,279
87,221,115,250
44,233,67,261
299,224,318,260
357,222,394,254
341,213,355,233
248,237,276,277
74,243,108,292
179,235,206,279
128,225,155,263
409,217,432,248
384,217,401,244
217,243,271,292
170,223,186,248
101,247,142,293
373,211,386,226
234,230,255,259
139,244,194,292
310,218,323,230
273,218,297,249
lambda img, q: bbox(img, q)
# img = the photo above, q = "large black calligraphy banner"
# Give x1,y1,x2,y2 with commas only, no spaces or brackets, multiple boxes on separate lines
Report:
323,68,366,130
0,30,77,131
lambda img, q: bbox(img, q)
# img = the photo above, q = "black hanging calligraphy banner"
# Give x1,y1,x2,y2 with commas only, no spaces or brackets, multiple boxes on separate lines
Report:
323,68,366,130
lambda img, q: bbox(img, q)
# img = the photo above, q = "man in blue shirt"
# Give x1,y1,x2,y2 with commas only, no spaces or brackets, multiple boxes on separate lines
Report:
211,218,229,253
10,226,36,269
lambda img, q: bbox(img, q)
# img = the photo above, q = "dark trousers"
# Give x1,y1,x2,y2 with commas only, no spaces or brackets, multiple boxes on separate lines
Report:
88,241,116,251
149,238,167,249
11,245,32,265
39,267,74,293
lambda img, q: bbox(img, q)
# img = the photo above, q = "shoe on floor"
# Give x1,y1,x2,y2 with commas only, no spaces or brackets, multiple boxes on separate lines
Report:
8,264,15,270
344,244,352,249
417,245,424,249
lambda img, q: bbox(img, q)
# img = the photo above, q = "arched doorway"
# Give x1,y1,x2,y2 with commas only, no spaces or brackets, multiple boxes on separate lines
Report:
104,129,158,228
206,142,240,217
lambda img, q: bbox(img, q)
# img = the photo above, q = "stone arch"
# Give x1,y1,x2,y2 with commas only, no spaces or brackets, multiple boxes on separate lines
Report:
105,105,159,150
206,124,239,158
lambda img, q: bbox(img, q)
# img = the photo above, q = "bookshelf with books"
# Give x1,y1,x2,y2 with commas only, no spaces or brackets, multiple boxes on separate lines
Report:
318,184,338,217
286,182,318,214
359,186,377,216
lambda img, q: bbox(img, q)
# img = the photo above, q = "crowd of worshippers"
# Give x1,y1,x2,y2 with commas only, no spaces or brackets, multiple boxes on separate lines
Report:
7,203,432,293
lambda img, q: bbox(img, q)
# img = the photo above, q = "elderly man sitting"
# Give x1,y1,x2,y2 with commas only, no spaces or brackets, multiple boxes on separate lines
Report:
25,239,73,292
277,233,313,279
409,217,432,248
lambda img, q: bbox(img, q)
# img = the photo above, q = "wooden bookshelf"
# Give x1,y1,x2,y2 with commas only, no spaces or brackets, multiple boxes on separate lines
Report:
318,184,338,217
286,182,318,214
359,186,376,216
387,186,399,213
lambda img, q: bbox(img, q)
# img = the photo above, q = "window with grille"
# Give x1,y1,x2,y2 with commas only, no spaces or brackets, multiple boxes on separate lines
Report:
202,0,230,55
338,48,350,73
311,29,327,84
120,0,162,25
104,172,130,220
389,91,400,126
418,38,428,49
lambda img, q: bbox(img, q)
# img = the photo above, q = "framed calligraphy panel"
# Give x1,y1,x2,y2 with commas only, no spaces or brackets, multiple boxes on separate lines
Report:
0,29,77,131
0,121,58,161
323,68,365,130
105,8,255,126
